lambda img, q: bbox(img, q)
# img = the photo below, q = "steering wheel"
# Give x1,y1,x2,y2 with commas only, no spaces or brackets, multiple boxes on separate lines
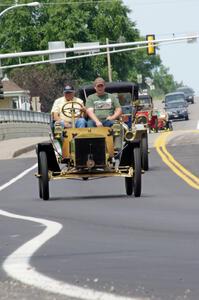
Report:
62,101,83,118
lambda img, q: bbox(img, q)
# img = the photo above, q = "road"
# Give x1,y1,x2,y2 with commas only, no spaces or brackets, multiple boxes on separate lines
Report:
0,98,198,300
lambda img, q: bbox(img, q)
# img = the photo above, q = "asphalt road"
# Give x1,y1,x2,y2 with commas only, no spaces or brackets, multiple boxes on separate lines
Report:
0,98,198,300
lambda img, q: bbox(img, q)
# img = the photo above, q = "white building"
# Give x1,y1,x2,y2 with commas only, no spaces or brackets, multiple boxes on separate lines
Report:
0,75,31,110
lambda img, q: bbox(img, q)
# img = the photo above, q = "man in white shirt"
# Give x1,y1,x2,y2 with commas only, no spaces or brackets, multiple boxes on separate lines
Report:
51,84,87,128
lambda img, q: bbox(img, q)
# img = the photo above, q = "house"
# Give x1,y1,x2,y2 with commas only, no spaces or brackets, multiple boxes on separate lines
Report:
0,75,31,110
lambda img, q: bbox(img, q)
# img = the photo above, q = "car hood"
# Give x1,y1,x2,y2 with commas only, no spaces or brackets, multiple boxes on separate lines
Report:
166,107,187,112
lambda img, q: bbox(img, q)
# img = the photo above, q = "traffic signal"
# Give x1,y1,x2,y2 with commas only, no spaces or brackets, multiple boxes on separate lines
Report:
146,34,156,55
0,79,4,99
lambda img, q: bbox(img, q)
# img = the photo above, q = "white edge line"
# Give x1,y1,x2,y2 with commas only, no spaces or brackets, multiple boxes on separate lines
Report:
0,163,37,192
0,164,148,300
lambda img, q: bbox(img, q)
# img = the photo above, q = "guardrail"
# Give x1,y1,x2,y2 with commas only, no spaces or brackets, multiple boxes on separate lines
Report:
0,109,50,123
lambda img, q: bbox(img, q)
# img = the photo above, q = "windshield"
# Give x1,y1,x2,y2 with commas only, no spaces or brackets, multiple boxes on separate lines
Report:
165,94,185,102
166,101,186,109
138,96,152,107
117,93,132,106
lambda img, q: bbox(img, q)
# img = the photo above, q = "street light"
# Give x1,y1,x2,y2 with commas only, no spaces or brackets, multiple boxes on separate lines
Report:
0,2,40,78
0,2,40,18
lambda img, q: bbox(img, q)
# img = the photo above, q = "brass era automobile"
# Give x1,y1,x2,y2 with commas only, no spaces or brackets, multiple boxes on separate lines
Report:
36,82,148,201
136,93,173,132
79,82,149,171
136,93,159,132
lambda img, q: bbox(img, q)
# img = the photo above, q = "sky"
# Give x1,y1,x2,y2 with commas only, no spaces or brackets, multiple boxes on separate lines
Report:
123,0,199,95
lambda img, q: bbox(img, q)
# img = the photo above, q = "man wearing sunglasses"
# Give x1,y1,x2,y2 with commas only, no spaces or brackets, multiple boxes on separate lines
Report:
86,77,122,127
51,84,87,128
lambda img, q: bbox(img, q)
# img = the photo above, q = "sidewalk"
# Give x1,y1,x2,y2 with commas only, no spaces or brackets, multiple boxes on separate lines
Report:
0,136,49,160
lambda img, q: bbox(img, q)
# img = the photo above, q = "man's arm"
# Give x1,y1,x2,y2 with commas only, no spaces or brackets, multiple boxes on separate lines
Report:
86,108,102,127
106,107,122,121
52,112,61,122
106,94,122,121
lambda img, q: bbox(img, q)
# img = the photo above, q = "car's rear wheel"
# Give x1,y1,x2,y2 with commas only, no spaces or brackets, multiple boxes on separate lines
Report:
133,146,142,197
125,177,134,195
141,133,149,171
167,121,173,131
39,151,49,200
154,118,159,133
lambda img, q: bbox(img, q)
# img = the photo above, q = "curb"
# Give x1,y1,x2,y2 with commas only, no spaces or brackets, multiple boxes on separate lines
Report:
12,139,49,158
13,144,37,158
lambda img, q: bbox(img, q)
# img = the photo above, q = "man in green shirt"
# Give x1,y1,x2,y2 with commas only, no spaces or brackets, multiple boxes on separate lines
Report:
86,77,122,127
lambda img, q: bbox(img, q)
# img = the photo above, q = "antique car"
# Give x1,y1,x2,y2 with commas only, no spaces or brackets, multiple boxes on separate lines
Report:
79,82,149,171
153,109,173,131
36,82,147,201
135,93,159,132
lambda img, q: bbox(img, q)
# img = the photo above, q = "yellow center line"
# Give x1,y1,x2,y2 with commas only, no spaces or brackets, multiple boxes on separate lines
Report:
155,131,199,190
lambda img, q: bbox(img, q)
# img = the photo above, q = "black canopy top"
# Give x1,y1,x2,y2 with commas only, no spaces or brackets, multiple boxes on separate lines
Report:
78,81,139,102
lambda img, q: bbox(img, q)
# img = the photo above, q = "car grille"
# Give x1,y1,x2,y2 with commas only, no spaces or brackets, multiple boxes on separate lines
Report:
74,137,106,168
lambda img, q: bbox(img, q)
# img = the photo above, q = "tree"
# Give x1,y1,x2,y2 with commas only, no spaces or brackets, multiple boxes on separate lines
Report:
152,65,179,96
1,0,178,110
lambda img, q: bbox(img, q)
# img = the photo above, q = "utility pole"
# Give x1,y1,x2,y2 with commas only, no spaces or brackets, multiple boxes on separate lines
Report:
0,60,3,79
106,38,112,82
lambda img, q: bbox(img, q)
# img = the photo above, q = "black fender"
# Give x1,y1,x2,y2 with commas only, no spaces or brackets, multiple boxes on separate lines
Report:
36,143,60,172
119,141,140,166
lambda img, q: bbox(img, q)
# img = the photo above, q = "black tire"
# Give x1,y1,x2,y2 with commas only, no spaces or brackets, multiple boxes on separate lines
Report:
133,146,142,197
125,177,134,195
167,121,173,131
39,151,49,200
141,134,149,171
38,155,43,199
154,118,159,133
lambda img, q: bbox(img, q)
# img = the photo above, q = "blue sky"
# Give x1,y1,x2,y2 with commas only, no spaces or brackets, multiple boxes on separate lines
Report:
123,0,199,94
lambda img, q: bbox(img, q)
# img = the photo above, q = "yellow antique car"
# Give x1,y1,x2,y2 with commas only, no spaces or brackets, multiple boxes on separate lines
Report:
36,82,147,200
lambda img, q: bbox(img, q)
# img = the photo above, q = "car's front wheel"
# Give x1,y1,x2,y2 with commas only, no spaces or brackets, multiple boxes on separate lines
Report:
39,151,49,200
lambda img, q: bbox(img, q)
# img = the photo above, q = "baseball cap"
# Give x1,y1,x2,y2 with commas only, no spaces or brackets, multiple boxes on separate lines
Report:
94,77,105,87
63,85,75,93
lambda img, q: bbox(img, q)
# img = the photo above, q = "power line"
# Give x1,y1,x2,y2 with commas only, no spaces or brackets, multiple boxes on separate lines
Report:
0,1,113,7
130,0,199,5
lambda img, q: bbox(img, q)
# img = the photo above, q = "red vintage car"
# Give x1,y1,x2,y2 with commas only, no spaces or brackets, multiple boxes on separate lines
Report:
135,94,159,132
154,109,173,131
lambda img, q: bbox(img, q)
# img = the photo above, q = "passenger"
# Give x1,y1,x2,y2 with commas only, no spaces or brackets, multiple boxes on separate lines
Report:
86,77,122,127
51,84,87,128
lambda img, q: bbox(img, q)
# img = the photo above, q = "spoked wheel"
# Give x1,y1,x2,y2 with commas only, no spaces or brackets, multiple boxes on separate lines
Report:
133,146,142,197
125,177,134,195
141,133,149,171
38,151,49,200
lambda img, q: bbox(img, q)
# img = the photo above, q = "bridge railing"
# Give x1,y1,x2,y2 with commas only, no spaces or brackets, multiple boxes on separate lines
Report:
0,109,51,124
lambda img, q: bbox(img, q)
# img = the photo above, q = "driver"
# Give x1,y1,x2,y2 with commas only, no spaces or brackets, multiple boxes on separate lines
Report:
51,84,87,128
